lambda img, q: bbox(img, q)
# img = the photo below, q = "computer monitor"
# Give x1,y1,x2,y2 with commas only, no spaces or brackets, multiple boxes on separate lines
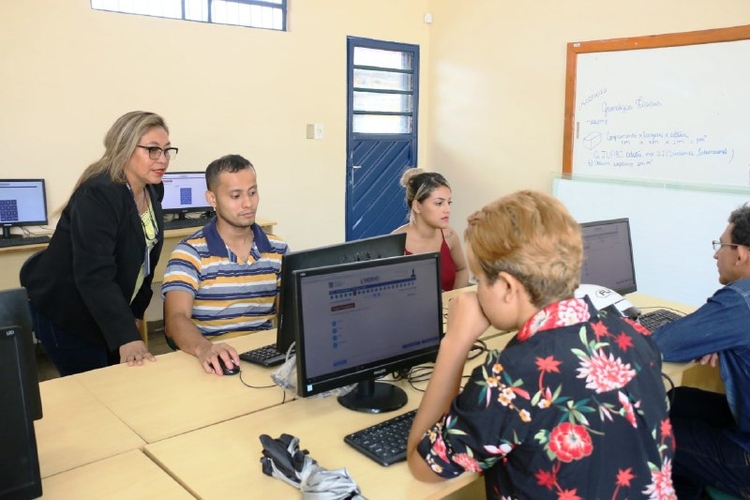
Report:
275,232,407,355
0,179,48,239
161,171,213,219
0,288,43,499
0,288,42,421
293,252,443,413
579,217,637,295
0,325,42,499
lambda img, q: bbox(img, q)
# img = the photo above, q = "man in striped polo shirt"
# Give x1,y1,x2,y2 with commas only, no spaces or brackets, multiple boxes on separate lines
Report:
162,154,288,375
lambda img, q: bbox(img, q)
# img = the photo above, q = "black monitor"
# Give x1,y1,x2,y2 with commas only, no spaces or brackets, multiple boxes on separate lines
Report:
161,171,213,219
0,289,43,499
0,179,48,240
275,233,407,355
0,288,42,421
580,218,637,295
293,252,443,413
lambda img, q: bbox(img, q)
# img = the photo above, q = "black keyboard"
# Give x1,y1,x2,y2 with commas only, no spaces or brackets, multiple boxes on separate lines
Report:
239,344,286,367
163,218,207,230
0,235,51,248
344,409,417,466
638,309,683,332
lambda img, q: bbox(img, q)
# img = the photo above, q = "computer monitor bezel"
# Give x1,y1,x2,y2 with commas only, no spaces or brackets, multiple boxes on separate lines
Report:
579,217,638,295
0,288,42,421
292,252,444,412
160,171,214,216
0,179,48,236
274,232,407,355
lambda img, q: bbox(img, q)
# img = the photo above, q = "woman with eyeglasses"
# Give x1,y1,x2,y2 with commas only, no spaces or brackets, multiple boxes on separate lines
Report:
22,111,176,376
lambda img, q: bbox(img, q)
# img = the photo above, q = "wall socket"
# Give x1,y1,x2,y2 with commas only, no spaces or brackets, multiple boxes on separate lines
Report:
306,123,324,140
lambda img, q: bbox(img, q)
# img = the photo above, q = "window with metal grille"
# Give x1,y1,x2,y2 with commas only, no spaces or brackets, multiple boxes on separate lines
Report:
351,45,416,134
91,0,287,31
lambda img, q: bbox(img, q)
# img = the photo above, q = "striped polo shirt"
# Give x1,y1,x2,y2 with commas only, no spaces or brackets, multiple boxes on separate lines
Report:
161,218,288,340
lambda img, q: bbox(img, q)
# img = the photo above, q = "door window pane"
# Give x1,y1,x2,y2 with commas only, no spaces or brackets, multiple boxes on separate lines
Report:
353,92,412,113
353,115,412,134
353,69,412,92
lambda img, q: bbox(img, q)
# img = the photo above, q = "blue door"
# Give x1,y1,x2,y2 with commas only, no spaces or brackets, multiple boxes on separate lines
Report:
346,37,420,241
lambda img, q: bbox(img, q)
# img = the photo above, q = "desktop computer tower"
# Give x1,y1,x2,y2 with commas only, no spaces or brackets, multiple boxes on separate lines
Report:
0,325,42,499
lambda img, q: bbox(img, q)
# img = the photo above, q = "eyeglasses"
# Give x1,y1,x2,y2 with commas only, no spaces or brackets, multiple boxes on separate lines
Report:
136,145,178,160
712,240,740,251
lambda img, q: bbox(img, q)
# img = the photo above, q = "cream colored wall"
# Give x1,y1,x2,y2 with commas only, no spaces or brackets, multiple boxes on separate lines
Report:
4,1,750,255
0,1,431,251
425,0,750,242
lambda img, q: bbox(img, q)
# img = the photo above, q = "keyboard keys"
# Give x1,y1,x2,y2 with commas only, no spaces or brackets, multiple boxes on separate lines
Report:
344,409,417,466
0,235,51,248
163,218,207,230
239,344,287,367
638,309,683,331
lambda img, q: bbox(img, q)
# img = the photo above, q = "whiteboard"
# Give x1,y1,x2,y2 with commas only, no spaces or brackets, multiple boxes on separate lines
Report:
564,26,750,189
552,178,747,307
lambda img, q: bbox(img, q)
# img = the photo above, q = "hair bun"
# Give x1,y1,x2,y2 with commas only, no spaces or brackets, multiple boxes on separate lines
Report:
399,167,425,187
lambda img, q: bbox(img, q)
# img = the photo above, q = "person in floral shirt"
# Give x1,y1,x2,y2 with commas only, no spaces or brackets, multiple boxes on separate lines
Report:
406,190,676,499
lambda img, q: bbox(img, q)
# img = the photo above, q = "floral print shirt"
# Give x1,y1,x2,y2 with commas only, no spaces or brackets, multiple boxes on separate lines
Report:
417,298,676,499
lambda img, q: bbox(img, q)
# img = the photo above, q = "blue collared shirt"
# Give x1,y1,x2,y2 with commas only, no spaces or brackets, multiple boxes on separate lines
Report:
652,278,750,448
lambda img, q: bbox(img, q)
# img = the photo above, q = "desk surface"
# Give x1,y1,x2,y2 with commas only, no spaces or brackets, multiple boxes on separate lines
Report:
143,349,493,500
73,330,288,443
35,377,145,478
41,450,192,500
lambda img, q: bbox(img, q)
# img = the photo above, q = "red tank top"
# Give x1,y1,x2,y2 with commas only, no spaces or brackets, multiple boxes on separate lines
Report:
404,232,457,291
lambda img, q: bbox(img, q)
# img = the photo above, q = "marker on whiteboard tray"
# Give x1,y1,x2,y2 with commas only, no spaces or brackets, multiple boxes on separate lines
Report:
576,122,580,139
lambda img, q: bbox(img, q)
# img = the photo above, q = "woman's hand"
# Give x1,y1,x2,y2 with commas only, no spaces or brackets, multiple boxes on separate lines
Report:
119,340,156,366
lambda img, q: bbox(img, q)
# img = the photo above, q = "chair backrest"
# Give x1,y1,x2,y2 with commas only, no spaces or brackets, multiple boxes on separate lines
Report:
19,250,45,288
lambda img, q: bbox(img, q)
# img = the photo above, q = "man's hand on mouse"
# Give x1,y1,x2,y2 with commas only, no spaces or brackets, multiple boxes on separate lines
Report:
198,343,240,376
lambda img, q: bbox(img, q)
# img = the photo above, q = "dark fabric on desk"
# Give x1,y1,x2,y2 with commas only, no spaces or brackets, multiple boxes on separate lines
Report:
22,173,164,351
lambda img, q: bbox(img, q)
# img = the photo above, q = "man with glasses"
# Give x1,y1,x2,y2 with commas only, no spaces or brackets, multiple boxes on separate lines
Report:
652,204,750,499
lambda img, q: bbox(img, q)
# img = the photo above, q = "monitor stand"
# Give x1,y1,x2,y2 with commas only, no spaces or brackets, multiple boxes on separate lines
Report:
1,227,21,239
337,379,407,414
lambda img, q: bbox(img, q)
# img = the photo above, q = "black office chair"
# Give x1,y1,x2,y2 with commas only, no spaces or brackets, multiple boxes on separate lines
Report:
19,249,45,290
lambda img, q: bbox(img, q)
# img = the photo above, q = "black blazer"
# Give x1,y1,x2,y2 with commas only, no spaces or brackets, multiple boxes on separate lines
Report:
23,173,164,351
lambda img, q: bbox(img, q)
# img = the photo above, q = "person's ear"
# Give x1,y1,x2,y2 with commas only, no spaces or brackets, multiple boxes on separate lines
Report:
205,190,216,209
411,199,421,215
736,244,750,266
496,272,519,301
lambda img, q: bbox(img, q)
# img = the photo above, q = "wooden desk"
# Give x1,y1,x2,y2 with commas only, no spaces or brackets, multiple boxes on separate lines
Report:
143,355,492,500
35,377,145,478
41,450,192,500
0,217,276,290
73,330,288,443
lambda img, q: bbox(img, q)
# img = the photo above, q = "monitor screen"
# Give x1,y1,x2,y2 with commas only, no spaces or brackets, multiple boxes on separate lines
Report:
0,179,48,238
0,288,42,421
275,233,407,355
161,171,213,216
579,218,637,295
294,252,443,413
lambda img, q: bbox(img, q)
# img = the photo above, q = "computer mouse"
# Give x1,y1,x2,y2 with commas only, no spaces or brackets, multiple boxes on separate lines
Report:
217,357,240,376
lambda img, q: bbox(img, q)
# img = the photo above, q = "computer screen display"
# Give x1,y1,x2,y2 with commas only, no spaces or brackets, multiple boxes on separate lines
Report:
294,252,443,413
579,217,637,295
161,171,212,216
274,233,407,355
0,179,48,237
0,288,42,421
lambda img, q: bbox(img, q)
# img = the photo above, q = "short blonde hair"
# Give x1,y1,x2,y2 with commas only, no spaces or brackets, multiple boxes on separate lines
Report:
465,190,582,308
